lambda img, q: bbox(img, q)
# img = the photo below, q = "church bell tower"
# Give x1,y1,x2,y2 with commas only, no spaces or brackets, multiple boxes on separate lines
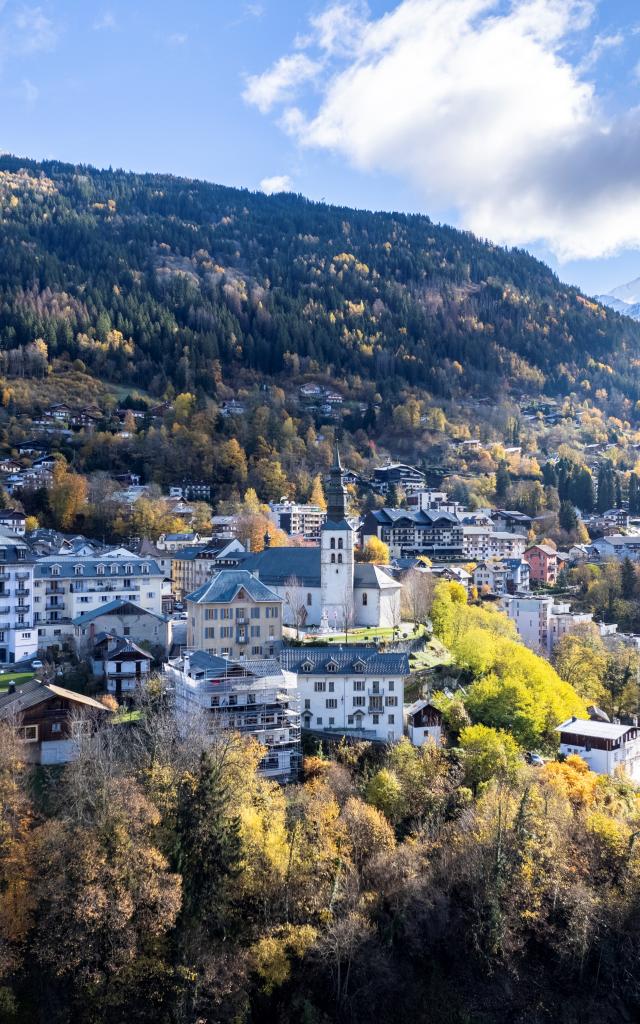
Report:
320,444,355,628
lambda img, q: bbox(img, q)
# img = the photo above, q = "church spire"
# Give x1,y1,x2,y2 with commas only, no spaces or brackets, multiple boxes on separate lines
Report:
325,444,348,522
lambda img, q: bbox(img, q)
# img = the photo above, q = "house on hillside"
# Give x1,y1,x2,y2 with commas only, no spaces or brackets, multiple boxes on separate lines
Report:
556,716,640,781
0,679,110,764
166,650,301,783
91,635,153,695
524,544,560,584
73,599,172,655
405,699,443,747
186,570,283,660
280,646,408,743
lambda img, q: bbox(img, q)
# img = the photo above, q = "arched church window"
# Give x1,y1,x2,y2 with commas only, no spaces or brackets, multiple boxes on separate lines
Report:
331,553,335,564
338,553,343,564
307,593,312,606
338,538,343,550
362,592,368,606
330,538,336,549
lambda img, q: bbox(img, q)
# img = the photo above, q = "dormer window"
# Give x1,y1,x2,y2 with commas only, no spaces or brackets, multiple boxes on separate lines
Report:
111,564,118,574
141,563,149,574
51,565,60,576
125,564,133,575
97,564,105,575
74,564,83,576
327,661,338,673
302,661,313,673
353,659,365,672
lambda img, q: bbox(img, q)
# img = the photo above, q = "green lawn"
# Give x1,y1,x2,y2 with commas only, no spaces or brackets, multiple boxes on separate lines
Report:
114,708,142,724
0,670,35,692
409,639,452,673
311,623,428,646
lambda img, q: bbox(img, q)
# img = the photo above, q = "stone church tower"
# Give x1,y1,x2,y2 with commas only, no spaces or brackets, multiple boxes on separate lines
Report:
320,445,355,629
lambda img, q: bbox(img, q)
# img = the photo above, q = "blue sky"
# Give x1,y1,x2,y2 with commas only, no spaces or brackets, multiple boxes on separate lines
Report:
1,0,639,296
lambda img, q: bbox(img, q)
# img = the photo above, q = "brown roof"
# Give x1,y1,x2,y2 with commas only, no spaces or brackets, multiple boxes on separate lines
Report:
0,679,110,716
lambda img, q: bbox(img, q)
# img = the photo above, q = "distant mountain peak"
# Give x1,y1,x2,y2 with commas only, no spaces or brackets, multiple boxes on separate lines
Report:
597,275,640,321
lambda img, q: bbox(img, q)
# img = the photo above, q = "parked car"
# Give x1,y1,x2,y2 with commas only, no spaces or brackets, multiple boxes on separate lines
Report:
525,752,544,767
31,659,43,669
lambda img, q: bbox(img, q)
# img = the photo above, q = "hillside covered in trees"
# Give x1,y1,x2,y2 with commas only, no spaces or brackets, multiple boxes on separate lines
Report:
1,154,640,408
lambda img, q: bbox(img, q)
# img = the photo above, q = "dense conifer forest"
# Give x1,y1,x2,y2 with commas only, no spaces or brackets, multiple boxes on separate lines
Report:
1,154,639,406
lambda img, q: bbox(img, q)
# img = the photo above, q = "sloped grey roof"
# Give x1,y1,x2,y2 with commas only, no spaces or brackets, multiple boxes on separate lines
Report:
98,637,153,659
0,679,108,715
186,569,281,605
354,562,401,591
279,646,409,675
238,548,322,587
73,599,167,626
35,551,162,578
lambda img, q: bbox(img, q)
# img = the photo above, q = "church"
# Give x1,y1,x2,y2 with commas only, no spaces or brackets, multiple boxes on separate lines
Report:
238,447,402,631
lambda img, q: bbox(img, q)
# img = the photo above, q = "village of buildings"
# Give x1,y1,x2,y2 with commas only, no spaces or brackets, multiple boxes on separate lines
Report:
3,410,640,785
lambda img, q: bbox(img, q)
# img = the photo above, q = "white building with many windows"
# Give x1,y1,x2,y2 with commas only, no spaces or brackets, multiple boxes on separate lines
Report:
0,531,37,664
33,548,165,648
556,716,640,781
185,570,283,660
166,649,301,783
501,595,594,657
279,646,408,743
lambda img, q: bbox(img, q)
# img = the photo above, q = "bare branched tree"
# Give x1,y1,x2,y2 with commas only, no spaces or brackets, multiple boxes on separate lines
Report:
284,575,308,640
401,568,435,626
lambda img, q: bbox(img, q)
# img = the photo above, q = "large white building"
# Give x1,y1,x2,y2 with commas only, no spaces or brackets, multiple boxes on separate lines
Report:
501,595,593,657
279,646,408,743
33,548,165,647
167,649,301,783
556,716,640,781
0,530,38,664
269,501,327,542
239,448,402,631
462,527,526,561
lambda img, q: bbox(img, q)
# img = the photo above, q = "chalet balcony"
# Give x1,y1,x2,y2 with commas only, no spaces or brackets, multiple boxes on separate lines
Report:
45,600,64,610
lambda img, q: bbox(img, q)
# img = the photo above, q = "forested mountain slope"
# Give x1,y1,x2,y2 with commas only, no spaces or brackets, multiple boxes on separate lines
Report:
1,154,639,406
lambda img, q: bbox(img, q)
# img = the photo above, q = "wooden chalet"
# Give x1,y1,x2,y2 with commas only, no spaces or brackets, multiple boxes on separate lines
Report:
0,679,110,764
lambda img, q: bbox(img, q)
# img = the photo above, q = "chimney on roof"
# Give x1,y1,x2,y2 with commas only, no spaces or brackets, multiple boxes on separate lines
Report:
7,681,15,694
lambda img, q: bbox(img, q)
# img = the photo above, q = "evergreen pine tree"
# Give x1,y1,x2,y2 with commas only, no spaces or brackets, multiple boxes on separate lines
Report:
597,463,616,513
495,461,510,502
559,500,578,534
175,750,242,936
621,557,637,600
630,473,640,516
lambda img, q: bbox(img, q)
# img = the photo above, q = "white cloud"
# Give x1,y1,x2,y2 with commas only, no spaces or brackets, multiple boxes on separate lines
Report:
92,11,117,30
259,174,294,194
13,6,58,52
246,0,640,261
243,53,322,113
19,76,38,103
92,11,117,31
580,30,624,70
